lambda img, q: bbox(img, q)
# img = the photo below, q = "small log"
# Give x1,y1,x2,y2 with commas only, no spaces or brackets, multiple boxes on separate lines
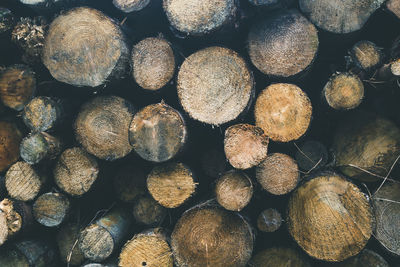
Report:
0,64,36,111
177,46,255,125
147,162,197,208
42,7,129,87
82,259,118,267
332,111,400,182
129,103,187,163
257,208,282,233
11,17,47,65
131,37,176,91
20,132,62,165
22,96,64,132
378,58,400,81
113,164,146,203
332,249,389,267
56,223,85,266
18,0,84,12
32,192,70,227
215,170,253,211
299,0,385,34
224,123,269,169
348,40,384,73
322,72,364,110
256,153,299,195
0,121,23,172
294,140,328,171
132,195,167,225
113,0,150,12
119,228,173,267
74,96,134,160
247,9,318,78
163,0,238,36
200,148,227,178
5,161,46,202
287,172,373,262
79,207,133,262
171,205,254,267
248,0,295,9
250,247,311,267
254,83,312,142
54,147,99,197
387,0,400,20
0,8,15,34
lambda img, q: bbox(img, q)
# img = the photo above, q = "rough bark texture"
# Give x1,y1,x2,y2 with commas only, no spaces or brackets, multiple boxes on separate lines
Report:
113,164,146,203
257,208,282,233
32,192,70,227
132,195,167,225
295,140,328,171
250,247,311,267
0,121,23,172
20,132,62,165
56,223,85,266
113,0,150,12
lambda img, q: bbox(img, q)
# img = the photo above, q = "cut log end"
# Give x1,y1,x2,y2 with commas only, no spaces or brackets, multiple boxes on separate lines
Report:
251,247,311,267
0,198,32,241
257,208,282,233
177,46,254,125
113,0,150,13
56,223,85,266
33,192,70,227
336,249,389,267
20,132,62,165
147,162,196,208
129,103,187,163
132,195,167,225
113,164,146,203
255,83,312,142
349,40,383,71
215,170,253,211
0,121,23,172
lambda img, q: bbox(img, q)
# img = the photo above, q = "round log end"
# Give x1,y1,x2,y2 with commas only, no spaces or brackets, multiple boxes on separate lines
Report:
22,96,62,132
350,40,383,71
132,195,167,225
251,247,311,267
33,192,70,227
20,133,49,165
257,208,282,233
79,224,115,262
113,0,150,12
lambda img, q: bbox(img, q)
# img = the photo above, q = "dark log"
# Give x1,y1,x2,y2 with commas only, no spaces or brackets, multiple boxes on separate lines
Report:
0,121,23,172
113,164,146,203
200,147,227,179
32,192,70,227
294,140,328,171
113,0,150,12
288,172,373,261
348,40,384,73
20,132,62,165
177,46,254,126
378,58,400,81
250,247,311,267
254,83,312,142
257,208,282,233
56,223,85,266
0,8,15,34
132,195,167,225
330,249,389,267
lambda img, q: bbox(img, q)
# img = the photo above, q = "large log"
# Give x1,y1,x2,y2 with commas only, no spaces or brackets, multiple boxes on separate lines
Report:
330,249,389,267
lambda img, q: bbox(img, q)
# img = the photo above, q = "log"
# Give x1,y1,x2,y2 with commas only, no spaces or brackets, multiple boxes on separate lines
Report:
20,132,62,165
119,228,173,267
294,140,328,171
256,208,282,233
332,111,400,182
0,121,23,172
56,223,85,266
32,192,70,227
163,0,238,36
372,182,400,256
224,123,269,170
0,8,15,34
113,164,146,203
177,46,255,125
171,205,254,267
22,96,64,132
18,0,84,12
79,207,133,262
11,17,47,65
5,161,46,202
132,195,167,225
287,172,373,261
248,0,294,9
387,0,400,20
74,96,134,160
42,7,129,87
348,40,384,73
299,0,385,34
54,147,99,197
113,0,150,12
322,72,364,110
215,170,253,211
129,103,187,162
256,153,299,195
0,64,36,111
331,249,389,267
254,83,312,142
200,148,227,178
131,37,176,91
147,162,197,208
378,58,400,81
247,9,318,78
250,247,311,267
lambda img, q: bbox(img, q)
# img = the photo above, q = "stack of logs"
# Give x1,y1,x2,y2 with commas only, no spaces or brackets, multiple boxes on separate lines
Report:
1,0,400,266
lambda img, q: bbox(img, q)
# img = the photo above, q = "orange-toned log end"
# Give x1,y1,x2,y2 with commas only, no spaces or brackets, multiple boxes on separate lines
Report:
247,9,318,78
387,0,400,19
113,164,146,203
132,195,167,225
131,37,176,91
56,223,85,266
257,208,282,233
0,64,35,111
119,229,173,267
42,7,129,87
33,192,70,227
334,249,389,267
373,182,400,256
287,172,373,262
74,96,134,161
177,46,254,126
113,0,150,12
323,72,364,110
349,40,384,72
129,103,187,163
215,170,253,211
250,247,311,267
256,153,299,195
171,206,254,267
332,111,400,182
224,124,269,169
147,162,197,208
54,147,99,197
255,83,312,142
0,121,22,172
